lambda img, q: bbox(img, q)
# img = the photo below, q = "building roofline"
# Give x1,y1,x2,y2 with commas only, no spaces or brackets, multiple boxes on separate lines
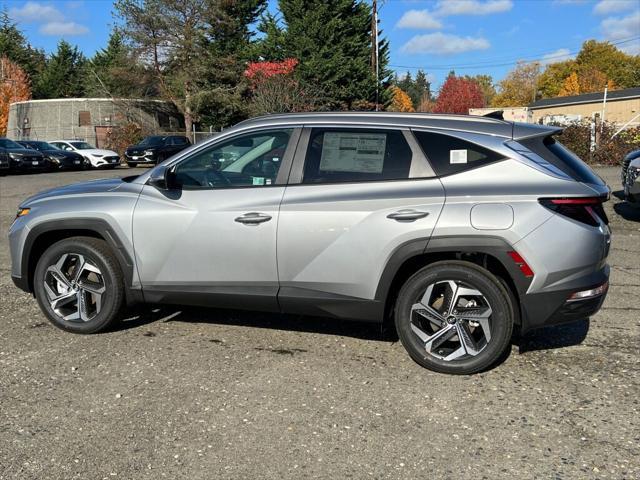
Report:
528,87,640,110
9,97,172,107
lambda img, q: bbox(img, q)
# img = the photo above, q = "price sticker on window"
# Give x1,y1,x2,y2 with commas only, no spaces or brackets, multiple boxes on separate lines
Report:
450,149,468,164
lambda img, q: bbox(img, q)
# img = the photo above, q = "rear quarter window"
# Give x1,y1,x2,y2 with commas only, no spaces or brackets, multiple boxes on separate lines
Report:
413,131,505,177
519,136,604,185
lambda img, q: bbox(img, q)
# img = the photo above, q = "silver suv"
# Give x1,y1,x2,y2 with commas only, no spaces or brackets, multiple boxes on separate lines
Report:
9,113,611,374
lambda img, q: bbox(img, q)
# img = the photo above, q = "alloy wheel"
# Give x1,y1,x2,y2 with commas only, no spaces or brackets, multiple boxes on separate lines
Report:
43,253,106,322
410,280,492,361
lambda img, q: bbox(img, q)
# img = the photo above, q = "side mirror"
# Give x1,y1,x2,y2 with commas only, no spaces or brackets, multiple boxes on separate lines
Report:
147,164,173,190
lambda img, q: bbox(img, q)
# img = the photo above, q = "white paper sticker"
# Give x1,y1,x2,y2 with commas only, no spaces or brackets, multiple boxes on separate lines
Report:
319,132,386,173
450,149,468,164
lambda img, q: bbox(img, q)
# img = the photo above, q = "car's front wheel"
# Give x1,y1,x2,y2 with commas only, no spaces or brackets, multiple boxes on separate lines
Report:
395,261,514,375
33,237,124,334
127,162,138,168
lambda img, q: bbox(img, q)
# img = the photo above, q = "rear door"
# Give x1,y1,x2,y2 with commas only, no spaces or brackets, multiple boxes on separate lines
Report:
276,127,445,319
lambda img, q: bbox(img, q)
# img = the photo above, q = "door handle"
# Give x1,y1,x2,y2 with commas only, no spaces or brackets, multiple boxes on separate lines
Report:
387,209,430,222
235,212,272,225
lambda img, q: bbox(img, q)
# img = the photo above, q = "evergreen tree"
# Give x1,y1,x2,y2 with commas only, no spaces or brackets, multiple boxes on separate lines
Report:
255,12,287,61
396,70,432,107
279,0,389,109
0,10,46,95
85,30,154,97
35,40,86,99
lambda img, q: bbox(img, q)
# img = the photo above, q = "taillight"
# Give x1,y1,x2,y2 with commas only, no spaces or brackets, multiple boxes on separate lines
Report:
507,251,534,278
539,196,608,227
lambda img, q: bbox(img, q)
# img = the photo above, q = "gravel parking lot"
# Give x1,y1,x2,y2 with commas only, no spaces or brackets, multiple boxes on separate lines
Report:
1,166,638,479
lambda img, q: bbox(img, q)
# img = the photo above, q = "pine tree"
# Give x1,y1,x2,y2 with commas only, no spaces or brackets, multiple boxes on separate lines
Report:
85,30,154,97
0,10,45,94
278,0,389,109
35,40,86,99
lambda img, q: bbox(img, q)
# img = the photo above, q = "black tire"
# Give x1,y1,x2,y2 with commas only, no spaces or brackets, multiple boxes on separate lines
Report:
33,237,125,334
395,261,514,375
127,162,138,168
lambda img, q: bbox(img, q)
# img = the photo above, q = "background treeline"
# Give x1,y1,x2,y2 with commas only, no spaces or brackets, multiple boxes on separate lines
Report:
1,1,639,136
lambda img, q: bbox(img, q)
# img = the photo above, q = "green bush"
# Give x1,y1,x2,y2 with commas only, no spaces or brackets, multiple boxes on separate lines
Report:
552,121,640,166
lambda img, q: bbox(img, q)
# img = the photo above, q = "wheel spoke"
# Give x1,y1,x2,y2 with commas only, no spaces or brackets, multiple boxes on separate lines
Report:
46,265,71,289
77,290,90,322
411,302,445,327
460,306,492,343
72,255,86,282
424,324,456,352
50,290,76,310
456,322,481,356
450,285,482,314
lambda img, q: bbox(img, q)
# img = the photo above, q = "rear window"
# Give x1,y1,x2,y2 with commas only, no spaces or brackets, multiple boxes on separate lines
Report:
413,131,505,177
519,136,604,186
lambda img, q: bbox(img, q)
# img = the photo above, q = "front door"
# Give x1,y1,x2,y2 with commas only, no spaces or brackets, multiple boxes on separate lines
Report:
132,128,300,310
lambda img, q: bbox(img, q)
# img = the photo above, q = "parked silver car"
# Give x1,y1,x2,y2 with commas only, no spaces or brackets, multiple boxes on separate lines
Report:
9,113,611,374
622,149,640,204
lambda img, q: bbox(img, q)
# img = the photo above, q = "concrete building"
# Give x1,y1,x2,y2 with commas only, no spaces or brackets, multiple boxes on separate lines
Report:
7,98,184,147
528,87,640,126
469,107,532,123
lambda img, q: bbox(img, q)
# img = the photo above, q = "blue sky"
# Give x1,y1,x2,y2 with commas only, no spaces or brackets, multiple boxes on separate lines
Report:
2,0,639,89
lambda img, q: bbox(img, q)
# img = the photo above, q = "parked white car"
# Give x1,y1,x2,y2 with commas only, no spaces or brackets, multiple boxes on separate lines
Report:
49,140,120,168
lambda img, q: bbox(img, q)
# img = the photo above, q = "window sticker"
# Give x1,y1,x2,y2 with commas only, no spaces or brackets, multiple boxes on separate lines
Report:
252,177,265,186
319,132,386,173
450,149,468,164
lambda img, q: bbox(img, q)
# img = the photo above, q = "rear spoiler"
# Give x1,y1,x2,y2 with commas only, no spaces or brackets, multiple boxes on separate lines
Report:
512,122,563,141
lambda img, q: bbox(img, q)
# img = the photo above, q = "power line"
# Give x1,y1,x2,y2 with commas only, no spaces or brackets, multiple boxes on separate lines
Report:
389,36,640,71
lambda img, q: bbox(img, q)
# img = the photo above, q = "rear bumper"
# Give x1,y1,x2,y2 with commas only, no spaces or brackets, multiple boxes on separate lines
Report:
520,264,609,333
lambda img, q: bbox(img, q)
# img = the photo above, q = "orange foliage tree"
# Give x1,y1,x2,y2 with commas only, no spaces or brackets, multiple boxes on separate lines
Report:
0,56,32,136
388,86,415,112
558,72,581,97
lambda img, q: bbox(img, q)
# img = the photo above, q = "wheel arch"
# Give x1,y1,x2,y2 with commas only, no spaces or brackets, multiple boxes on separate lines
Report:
376,236,530,329
21,219,141,304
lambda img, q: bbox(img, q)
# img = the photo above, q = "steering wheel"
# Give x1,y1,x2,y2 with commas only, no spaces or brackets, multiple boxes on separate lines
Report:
203,167,231,187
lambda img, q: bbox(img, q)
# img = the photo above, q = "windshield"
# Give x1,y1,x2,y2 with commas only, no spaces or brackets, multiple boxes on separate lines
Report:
70,141,94,150
27,141,54,150
139,136,165,146
0,138,23,149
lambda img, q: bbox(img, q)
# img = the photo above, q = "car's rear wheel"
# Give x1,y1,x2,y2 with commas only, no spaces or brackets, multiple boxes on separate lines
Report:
33,237,124,334
395,261,514,375
127,162,138,168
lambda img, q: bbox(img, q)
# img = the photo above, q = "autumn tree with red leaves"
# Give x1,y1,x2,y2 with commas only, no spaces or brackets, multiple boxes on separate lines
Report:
1,56,31,136
434,75,485,114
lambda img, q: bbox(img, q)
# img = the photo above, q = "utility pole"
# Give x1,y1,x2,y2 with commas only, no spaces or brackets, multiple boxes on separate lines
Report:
371,0,379,111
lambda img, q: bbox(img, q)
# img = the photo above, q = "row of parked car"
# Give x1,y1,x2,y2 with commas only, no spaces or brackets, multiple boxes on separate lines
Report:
0,135,191,174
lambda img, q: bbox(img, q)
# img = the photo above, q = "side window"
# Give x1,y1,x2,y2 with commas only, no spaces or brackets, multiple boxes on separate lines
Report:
173,129,292,189
302,129,411,184
174,137,188,145
413,131,504,177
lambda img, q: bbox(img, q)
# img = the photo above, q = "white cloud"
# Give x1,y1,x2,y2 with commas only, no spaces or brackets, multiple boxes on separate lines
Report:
540,48,574,65
8,1,64,22
396,9,442,29
601,10,640,40
434,0,513,16
594,0,637,15
39,21,89,36
402,32,490,55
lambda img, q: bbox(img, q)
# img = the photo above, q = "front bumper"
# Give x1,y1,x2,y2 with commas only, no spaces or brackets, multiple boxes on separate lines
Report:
520,264,610,333
11,159,50,171
124,153,156,164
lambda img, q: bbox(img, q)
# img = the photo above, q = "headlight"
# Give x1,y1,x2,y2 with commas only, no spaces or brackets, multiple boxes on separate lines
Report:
9,152,23,159
144,150,155,156
16,207,30,219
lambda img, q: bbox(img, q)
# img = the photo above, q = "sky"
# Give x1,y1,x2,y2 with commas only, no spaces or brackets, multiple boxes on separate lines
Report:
1,0,639,89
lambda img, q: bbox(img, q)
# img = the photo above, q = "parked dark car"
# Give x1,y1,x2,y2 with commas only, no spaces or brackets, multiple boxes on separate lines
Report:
124,135,191,167
0,138,49,173
18,140,88,171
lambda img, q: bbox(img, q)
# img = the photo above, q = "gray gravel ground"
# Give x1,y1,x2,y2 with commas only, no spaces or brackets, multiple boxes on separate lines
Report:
0,166,638,479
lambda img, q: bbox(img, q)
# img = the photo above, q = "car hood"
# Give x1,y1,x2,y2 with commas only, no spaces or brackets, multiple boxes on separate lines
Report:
7,148,44,157
21,178,127,206
81,149,119,156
